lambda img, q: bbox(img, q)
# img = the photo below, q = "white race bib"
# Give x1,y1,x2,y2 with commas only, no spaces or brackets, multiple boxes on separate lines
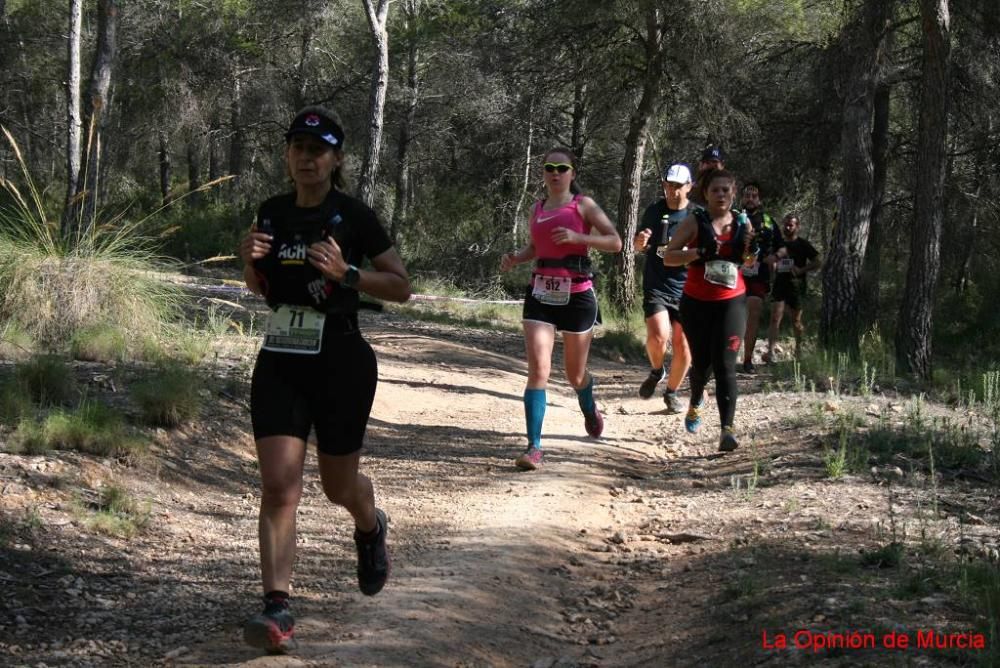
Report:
263,304,326,354
532,275,572,306
741,261,760,277
777,258,795,274
656,244,669,259
704,260,738,289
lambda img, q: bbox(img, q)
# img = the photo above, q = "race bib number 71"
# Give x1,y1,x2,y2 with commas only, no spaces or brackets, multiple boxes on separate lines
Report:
263,305,326,354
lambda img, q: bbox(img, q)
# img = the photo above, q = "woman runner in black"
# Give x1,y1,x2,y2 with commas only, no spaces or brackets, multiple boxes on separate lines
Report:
238,106,411,653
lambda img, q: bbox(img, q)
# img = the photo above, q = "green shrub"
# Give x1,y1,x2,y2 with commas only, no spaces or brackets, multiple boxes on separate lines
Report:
0,320,33,359
0,379,32,423
15,355,76,405
42,401,144,457
132,363,200,427
82,483,150,538
9,417,51,455
70,323,128,363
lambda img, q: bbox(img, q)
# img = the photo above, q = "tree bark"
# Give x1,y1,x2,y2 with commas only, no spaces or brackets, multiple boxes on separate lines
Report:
511,96,534,246
571,68,588,159
79,0,118,230
61,0,83,238
859,80,891,329
229,75,243,198
819,0,892,351
158,131,171,206
896,0,951,378
390,0,419,245
187,137,201,203
358,0,390,208
609,7,664,314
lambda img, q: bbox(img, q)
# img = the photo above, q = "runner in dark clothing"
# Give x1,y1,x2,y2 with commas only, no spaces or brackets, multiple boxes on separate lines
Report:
238,106,411,653
634,163,694,413
765,213,820,361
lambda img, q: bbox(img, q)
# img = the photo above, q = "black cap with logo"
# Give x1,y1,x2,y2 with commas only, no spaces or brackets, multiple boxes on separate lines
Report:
285,108,345,148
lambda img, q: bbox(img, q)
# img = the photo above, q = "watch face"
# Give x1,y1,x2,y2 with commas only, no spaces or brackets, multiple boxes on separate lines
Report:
344,266,360,287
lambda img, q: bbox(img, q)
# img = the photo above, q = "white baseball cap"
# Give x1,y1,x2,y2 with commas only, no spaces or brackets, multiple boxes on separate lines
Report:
662,163,692,184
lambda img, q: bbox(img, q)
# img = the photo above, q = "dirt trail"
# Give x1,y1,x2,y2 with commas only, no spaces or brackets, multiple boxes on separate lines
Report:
2,308,997,667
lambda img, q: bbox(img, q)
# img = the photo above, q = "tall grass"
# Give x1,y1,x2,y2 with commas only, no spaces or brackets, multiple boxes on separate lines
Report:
0,126,181,349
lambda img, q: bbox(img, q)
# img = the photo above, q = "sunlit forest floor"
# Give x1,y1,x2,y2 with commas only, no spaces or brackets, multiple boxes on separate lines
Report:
1,276,997,667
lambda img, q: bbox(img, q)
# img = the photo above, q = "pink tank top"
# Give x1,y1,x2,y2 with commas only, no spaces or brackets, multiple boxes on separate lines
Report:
530,195,592,293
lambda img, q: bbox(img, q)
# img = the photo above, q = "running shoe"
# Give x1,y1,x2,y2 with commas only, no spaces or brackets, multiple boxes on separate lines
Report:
584,407,604,438
719,427,739,452
244,594,296,653
663,390,683,414
684,401,703,434
742,361,756,374
761,351,772,365
515,446,544,470
355,508,390,596
638,369,665,399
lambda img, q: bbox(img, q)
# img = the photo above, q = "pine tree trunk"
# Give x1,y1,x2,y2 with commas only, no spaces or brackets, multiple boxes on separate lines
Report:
609,7,663,314
819,0,892,351
390,0,419,245
158,132,171,206
358,0,390,208
61,0,83,238
229,75,242,197
79,0,118,230
859,81,891,329
187,138,202,204
511,97,534,246
896,0,951,378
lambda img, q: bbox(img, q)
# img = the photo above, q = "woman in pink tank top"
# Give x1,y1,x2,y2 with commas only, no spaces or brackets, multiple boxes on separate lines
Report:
500,147,622,471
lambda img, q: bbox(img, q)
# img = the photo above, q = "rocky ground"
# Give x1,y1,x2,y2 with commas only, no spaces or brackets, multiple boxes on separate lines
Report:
1,289,998,667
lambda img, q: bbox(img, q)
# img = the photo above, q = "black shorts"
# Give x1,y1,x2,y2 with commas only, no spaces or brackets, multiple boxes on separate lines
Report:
771,279,804,310
522,285,601,333
251,318,377,456
642,290,681,324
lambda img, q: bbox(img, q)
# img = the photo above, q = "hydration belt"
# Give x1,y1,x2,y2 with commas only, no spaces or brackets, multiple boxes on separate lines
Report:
535,255,593,276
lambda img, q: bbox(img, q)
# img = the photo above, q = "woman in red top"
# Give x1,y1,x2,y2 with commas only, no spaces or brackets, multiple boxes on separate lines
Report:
500,147,622,470
662,169,754,452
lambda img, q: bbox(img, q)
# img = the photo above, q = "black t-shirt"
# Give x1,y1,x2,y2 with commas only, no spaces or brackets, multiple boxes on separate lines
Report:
640,199,691,300
772,237,819,291
252,189,393,314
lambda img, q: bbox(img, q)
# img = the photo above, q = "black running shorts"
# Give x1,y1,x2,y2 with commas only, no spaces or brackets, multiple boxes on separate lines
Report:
522,286,601,334
771,279,804,311
642,289,681,324
251,319,377,456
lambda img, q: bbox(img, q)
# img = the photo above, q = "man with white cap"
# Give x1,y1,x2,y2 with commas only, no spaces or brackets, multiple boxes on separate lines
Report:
633,163,694,412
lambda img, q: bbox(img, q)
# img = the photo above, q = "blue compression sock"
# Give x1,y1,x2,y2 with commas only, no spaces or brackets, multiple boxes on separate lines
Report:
575,374,596,414
524,388,546,448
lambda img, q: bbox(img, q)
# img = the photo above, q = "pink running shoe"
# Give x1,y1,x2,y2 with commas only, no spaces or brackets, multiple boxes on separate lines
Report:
515,447,544,470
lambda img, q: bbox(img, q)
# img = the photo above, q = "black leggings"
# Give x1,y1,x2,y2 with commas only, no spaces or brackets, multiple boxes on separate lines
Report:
680,294,747,428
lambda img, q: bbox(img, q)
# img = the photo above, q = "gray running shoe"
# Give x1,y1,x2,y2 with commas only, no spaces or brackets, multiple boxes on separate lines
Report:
663,390,683,414
355,508,390,596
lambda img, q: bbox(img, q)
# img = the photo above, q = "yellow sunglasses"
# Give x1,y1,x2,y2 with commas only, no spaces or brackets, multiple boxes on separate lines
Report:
543,163,572,173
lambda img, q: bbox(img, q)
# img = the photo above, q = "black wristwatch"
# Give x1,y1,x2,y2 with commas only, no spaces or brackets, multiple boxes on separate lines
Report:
341,264,360,289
